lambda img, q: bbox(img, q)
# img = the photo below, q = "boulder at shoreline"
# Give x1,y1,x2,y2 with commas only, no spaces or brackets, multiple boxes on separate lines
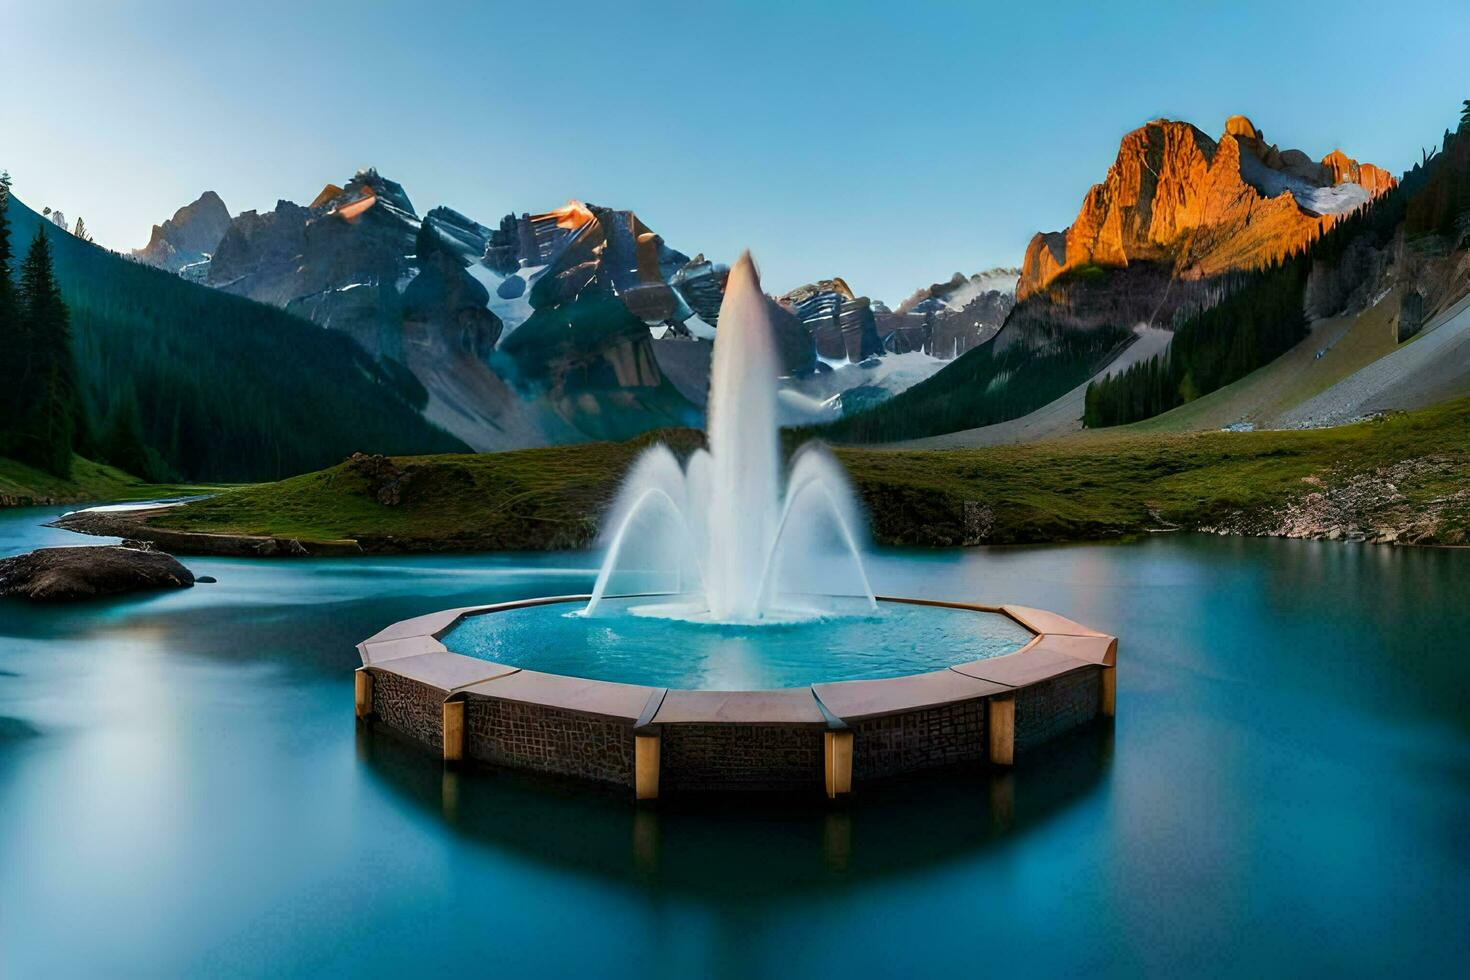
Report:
0,546,196,602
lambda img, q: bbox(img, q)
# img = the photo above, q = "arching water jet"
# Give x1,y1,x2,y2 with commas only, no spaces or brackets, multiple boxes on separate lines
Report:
585,251,875,623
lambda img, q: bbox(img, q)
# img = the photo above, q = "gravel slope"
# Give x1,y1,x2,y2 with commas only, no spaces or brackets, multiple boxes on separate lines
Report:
1282,290,1470,428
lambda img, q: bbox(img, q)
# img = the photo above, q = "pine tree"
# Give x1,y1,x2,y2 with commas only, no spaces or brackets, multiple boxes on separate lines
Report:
0,172,25,459
0,173,13,311
101,382,151,479
16,225,79,476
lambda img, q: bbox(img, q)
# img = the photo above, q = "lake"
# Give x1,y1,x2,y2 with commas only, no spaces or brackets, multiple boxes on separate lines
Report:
2,506,1467,977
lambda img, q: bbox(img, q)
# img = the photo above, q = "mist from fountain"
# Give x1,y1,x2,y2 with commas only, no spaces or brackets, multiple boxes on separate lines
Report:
583,252,876,623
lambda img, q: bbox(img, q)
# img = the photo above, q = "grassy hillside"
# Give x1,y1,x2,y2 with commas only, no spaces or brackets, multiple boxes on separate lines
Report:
6,194,467,482
1130,291,1403,432
111,400,1470,551
0,454,218,507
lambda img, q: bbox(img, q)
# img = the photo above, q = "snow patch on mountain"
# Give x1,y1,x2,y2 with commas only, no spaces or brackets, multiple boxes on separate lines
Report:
1238,150,1372,217
465,260,539,333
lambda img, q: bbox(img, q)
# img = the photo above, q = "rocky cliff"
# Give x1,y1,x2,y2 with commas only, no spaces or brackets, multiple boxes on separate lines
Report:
1018,116,1395,299
778,278,883,362
133,191,231,275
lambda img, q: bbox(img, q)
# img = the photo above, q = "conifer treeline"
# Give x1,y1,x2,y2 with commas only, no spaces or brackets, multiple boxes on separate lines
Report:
1085,105,1470,429
1083,256,1309,428
1,183,466,482
0,173,84,476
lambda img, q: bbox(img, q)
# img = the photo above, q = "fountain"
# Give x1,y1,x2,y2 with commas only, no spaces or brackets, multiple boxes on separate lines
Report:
354,252,1118,801
584,252,876,623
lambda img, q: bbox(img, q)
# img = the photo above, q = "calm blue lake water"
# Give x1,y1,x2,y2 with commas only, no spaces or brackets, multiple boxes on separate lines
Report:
2,506,1468,977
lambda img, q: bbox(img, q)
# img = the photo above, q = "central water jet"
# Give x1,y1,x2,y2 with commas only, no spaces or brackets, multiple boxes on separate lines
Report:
585,252,875,622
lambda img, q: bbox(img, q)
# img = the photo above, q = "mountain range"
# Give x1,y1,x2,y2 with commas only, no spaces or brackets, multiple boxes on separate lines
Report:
130,172,1019,445
99,108,1469,461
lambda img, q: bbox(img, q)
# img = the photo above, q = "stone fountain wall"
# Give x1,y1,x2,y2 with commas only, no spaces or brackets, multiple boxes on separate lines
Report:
355,598,1117,801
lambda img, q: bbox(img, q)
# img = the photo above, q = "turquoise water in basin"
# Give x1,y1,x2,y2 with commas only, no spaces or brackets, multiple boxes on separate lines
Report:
2,506,1469,976
441,596,1034,689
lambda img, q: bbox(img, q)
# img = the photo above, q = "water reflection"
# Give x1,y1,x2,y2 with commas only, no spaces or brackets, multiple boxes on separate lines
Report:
355,718,1113,898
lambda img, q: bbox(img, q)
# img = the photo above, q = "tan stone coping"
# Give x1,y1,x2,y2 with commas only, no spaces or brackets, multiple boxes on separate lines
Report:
1000,605,1110,639
812,668,1009,723
652,689,829,726
459,669,662,723
357,594,1117,728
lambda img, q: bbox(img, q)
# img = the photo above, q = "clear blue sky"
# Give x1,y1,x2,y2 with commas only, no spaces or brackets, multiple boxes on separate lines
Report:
4,0,1468,304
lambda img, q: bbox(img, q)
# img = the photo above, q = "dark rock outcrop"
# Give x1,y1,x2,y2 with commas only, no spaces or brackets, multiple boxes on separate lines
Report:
670,254,726,327
346,452,415,505
0,546,194,601
1398,290,1425,342
403,221,503,359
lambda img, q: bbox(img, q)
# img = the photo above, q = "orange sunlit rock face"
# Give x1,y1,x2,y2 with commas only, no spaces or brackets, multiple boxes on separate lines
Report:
1321,149,1394,194
309,183,345,209
541,199,595,231
334,191,378,222
1017,116,1396,299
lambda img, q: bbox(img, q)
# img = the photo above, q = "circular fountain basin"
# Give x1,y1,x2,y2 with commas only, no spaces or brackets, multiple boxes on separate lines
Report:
355,595,1118,801
442,596,1034,690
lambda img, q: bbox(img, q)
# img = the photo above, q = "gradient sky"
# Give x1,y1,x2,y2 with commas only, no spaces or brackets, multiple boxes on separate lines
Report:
4,0,1469,304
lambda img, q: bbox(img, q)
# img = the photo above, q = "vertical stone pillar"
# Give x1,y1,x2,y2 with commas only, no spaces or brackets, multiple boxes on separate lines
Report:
824,730,853,799
989,695,1016,766
354,669,374,720
1100,666,1116,719
635,734,661,801
442,699,465,763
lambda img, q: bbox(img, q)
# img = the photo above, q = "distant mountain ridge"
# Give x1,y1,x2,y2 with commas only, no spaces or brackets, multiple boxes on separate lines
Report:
134,170,1015,448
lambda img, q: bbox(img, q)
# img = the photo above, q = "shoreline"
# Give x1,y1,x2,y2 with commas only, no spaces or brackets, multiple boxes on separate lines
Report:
46,502,1464,558
29,398,1470,557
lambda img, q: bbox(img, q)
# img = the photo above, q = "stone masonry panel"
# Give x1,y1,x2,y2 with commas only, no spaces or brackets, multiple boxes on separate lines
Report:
851,698,987,779
660,724,824,793
369,670,444,749
464,697,635,786
1015,667,1101,751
